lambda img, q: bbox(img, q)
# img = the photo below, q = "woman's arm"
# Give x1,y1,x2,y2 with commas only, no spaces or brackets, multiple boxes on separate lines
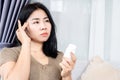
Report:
0,62,16,80
0,21,31,80
0,43,31,80
8,43,31,80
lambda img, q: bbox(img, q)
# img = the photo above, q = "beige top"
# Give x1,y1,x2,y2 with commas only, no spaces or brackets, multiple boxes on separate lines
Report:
0,46,63,80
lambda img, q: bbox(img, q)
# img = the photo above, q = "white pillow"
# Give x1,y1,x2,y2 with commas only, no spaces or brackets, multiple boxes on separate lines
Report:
81,56,120,80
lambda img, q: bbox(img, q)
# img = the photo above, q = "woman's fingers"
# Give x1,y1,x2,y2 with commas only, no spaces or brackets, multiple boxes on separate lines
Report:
60,53,77,76
18,20,22,29
59,62,66,70
61,58,71,68
71,52,76,63
62,53,76,67
59,58,73,77
18,20,29,30
16,20,31,43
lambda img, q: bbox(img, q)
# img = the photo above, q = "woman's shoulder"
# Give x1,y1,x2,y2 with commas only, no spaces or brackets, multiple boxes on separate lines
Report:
0,46,21,59
1,46,21,53
0,46,21,66
55,51,64,61
57,51,64,57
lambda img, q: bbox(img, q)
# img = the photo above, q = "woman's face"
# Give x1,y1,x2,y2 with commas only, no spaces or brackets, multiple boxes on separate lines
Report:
27,9,51,43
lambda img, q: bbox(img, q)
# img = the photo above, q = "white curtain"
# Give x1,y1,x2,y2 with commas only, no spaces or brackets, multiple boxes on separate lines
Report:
89,0,120,65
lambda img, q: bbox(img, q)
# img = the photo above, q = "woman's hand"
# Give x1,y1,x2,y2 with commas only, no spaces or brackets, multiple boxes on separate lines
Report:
59,52,76,79
16,20,31,44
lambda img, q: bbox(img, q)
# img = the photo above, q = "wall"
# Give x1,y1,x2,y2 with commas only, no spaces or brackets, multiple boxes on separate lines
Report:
31,0,91,60
30,0,120,62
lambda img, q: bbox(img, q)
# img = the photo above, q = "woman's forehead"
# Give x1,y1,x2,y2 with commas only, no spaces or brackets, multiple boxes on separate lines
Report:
28,9,48,20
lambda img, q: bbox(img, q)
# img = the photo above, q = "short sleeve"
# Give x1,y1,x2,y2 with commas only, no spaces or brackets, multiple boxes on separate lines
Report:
0,46,21,66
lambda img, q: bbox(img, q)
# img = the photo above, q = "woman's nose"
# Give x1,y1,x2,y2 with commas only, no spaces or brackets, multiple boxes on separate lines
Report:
40,27,47,30
40,22,47,30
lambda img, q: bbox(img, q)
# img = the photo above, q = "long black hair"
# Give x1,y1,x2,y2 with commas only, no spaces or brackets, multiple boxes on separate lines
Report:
15,2,58,58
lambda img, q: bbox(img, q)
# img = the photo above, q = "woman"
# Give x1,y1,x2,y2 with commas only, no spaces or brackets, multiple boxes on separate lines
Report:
0,2,76,80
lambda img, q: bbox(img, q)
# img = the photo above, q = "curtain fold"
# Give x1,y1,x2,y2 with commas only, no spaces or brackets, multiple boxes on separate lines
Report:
0,0,4,22
0,0,11,40
7,0,27,43
0,0,2,21
2,0,15,42
0,0,29,49
0,0,1,20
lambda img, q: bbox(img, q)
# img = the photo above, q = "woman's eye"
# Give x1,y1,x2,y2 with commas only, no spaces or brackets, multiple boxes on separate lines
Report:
45,19,50,22
33,21,39,24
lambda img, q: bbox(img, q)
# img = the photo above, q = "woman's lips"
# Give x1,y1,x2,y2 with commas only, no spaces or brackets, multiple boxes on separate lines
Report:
40,32,48,37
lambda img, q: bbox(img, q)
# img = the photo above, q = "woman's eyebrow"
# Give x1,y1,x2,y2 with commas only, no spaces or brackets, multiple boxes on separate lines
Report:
31,18,40,20
31,17,48,21
43,17,49,19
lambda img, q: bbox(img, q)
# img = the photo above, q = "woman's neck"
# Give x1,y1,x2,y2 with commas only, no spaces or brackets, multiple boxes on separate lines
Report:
30,41,48,62
30,41,43,53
